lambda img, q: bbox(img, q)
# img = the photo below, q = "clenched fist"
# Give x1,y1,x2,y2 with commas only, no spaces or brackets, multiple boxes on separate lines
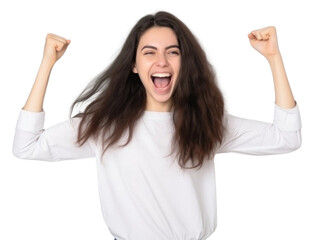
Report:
42,33,71,67
248,26,280,60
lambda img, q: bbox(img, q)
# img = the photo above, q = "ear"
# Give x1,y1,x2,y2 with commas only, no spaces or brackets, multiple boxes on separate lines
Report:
132,64,138,74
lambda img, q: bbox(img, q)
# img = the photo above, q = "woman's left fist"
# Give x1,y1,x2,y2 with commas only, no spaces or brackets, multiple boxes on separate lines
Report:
248,26,280,59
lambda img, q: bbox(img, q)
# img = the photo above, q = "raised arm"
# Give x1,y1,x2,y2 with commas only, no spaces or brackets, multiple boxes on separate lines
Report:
248,26,296,109
13,34,95,161
218,27,301,155
23,34,70,112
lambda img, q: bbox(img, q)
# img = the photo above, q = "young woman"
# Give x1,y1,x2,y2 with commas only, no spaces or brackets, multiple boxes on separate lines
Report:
13,11,301,240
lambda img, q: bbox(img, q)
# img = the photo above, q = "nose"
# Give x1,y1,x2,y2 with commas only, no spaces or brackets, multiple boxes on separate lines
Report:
156,53,169,67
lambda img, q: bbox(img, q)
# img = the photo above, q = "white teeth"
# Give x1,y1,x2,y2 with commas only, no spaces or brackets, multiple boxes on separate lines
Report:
151,73,171,78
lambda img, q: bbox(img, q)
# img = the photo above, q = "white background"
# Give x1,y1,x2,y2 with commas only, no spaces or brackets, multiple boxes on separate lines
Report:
1,0,311,239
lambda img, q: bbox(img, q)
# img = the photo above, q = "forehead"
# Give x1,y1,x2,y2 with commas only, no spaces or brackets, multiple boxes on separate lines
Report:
138,27,178,47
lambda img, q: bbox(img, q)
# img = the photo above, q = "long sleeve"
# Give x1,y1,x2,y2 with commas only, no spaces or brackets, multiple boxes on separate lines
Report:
218,104,302,155
13,110,95,161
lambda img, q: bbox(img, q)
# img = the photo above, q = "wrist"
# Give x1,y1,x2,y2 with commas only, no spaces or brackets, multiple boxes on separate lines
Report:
41,56,56,69
266,52,282,65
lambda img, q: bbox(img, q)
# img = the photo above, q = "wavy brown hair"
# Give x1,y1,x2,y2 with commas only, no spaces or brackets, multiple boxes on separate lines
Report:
71,11,224,169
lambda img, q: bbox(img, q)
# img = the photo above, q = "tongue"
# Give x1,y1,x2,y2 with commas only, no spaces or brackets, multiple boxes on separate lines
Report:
153,77,170,88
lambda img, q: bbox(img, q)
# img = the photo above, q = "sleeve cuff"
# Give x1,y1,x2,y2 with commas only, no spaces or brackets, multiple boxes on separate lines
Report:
16,110,45,132
273,103,302,132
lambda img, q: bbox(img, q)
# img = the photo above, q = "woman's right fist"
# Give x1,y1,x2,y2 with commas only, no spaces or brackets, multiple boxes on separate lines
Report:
42,33,70,67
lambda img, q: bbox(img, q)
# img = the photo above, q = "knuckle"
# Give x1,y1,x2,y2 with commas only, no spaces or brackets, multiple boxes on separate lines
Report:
269,26,276,32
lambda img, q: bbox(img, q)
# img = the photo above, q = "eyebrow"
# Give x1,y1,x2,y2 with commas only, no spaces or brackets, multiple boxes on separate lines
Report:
141,45,180,51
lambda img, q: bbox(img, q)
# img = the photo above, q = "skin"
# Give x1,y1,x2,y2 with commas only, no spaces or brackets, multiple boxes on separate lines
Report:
23,26,295,113
23,33,70,112
248,26,295,109
133,27,181,112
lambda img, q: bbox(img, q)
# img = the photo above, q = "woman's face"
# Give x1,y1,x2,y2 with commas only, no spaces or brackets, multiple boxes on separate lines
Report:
133,27,181,112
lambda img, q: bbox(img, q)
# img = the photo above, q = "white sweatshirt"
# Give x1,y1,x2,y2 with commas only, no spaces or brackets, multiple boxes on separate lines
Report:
13,104,301,240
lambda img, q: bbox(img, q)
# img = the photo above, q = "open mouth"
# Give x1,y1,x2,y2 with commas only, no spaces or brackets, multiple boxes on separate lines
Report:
151,73,172,89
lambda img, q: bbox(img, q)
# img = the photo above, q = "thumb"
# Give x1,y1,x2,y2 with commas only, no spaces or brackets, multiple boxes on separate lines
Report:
55,39,71,52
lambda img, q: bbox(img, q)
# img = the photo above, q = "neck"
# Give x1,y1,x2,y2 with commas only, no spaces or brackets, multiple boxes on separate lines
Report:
145,101,172,112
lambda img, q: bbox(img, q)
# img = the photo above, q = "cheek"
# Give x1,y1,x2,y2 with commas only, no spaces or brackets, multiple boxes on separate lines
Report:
172,59,181,75
135,63,150,84
137,60,153,76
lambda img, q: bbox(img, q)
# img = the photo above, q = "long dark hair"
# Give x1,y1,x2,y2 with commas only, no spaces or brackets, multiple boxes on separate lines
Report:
71,11,224,169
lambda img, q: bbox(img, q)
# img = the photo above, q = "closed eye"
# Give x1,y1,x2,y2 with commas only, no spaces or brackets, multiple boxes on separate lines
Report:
168,50,180,55
144,51,155,55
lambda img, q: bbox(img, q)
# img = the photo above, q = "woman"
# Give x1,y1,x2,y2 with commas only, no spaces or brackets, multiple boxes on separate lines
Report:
13,11,301,240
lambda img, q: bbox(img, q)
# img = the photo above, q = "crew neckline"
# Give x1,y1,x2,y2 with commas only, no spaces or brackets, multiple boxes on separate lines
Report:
143,110,173,120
